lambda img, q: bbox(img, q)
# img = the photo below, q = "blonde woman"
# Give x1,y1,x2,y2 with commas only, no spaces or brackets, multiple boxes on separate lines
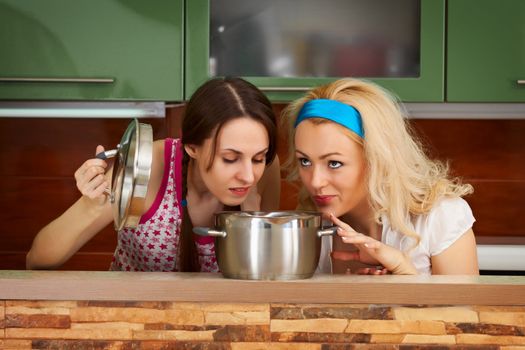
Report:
282,78,479,275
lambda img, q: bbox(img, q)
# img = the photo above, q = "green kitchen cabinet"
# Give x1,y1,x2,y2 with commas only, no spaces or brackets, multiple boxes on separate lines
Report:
0,0,183,101
186,0,444,102
447,0,525,102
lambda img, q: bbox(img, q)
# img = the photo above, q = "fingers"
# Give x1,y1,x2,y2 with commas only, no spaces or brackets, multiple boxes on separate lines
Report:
329,213,394,269
344,265,388,275
337,227,381,249
331,250,360,262
85,176,109,198
75,145,108,178
78,172,108,199
75,159,107,179
74,146,109,199
95,144,105,156
84,172,107,192
328,213,380,249
328,213,353,231
356,267,388,275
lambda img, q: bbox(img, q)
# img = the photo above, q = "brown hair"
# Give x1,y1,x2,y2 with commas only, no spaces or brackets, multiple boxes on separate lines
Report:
179,77,277,271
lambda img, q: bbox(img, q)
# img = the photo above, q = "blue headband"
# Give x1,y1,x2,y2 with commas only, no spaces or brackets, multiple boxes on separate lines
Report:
294,99,364,138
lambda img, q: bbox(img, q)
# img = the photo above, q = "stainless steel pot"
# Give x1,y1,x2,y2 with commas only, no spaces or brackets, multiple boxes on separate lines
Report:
193,211,335,280
96,118,153,230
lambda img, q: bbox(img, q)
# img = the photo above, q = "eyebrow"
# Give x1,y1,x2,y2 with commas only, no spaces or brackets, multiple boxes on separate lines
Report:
222,148,268,156
295,150,342,160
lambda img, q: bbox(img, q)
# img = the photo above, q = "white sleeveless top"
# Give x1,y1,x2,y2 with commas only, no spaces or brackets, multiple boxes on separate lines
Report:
317,197,475,275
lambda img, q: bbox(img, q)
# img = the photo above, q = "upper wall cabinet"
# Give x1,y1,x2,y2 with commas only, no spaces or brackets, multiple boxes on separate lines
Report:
0,0,183,101
186,0,444,102
447,0,525,102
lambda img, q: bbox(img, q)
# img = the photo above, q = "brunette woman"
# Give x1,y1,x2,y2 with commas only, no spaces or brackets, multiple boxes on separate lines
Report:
27,77,280,272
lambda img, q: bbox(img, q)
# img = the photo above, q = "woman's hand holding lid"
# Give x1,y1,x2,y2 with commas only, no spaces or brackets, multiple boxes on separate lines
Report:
74,145,110,207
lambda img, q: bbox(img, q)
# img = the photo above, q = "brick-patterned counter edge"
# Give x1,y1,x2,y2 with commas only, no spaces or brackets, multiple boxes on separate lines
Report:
2,300,525,349
0,271,524,306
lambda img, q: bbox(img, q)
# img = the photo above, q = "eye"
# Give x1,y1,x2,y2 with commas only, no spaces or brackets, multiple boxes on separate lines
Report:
222,157,237,164
252,157,266,164
298,157,311,167
328,160,342,169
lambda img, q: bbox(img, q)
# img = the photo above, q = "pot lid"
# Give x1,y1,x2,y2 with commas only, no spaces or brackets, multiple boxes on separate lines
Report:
110,119,153,231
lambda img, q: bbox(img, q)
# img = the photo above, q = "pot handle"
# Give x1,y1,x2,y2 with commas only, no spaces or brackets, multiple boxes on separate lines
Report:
96,148,118,160
317,226,337,238
193,227,227,238
94,148,119,195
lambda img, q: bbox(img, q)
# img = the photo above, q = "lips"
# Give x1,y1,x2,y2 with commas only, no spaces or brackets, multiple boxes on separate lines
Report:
229,187,250,197
313,195,335,206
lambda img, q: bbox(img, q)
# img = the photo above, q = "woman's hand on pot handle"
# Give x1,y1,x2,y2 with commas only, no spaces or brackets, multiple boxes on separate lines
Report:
74,145,110,205
328,214,418,275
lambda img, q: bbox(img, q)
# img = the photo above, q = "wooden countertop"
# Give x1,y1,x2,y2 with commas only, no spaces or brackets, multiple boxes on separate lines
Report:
1,270,524,305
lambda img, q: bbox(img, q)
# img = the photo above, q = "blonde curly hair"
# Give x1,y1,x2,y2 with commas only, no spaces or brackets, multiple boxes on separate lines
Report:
282,78,473,247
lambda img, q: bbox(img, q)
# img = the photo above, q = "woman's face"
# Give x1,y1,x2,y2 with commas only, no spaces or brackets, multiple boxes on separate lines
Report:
188,117,269,206
294,120,368,217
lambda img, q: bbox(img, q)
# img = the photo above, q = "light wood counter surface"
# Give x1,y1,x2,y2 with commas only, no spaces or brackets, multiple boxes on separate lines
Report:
1,270,524,305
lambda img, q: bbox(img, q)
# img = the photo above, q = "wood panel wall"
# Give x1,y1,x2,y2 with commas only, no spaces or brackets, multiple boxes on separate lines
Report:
0,117,168,270
0,105,524,270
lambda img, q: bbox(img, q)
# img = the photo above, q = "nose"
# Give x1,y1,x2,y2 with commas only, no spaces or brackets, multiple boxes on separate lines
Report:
309,165,328,190
236,160,255,184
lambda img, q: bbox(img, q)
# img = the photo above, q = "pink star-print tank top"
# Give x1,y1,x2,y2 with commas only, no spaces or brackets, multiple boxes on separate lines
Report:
110,138,219,272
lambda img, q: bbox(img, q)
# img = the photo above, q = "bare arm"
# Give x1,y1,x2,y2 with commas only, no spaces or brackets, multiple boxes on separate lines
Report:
26,196,113,269
26,146,113,269
431,228,479,275
27,140,166,270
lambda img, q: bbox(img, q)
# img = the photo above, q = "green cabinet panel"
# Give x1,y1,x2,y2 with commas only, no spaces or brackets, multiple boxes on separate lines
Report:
186,0,444,102
447,0,525,102
0,0,183,101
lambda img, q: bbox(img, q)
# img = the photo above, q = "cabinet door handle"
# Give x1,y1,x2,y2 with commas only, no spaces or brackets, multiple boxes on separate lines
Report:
0,77,115,83
517,80,525,85
259,86,311,92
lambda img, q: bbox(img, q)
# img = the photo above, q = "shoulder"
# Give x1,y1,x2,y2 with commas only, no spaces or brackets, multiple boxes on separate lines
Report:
153,138,179,150
419,197,475,255
426,197,473,225
152,139,167,164
153,139,166,152
149,138,176,188
152,138,181,161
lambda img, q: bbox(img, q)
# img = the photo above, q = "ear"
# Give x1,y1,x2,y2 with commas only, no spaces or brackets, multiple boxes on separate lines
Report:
184,144,199,159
